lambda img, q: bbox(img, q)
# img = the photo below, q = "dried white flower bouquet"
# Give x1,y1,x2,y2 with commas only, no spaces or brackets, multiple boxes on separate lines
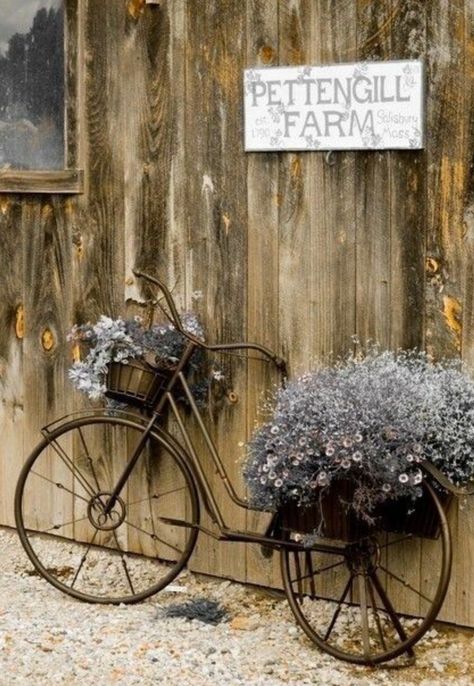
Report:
245,349,474,522
68,313,219,405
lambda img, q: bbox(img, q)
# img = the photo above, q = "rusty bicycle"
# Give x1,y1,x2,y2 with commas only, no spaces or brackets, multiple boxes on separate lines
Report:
15,271,461,665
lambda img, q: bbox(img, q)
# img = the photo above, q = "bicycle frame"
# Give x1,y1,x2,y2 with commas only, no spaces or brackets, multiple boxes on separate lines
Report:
102,340,343,556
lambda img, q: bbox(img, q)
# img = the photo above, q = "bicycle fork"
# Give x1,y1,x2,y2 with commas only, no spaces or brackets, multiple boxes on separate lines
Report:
102,412,157,515
103,340,198,516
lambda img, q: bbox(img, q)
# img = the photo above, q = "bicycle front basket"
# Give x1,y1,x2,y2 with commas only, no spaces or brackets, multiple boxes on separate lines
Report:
105,359,175,408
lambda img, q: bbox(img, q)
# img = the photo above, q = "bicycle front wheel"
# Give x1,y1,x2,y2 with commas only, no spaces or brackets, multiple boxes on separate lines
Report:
15,414,199,604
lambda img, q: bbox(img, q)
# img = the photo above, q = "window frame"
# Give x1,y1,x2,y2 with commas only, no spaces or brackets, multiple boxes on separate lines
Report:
0,0,84,194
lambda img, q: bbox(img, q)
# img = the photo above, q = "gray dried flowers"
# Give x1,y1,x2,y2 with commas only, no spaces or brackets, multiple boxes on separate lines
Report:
68,313,218,404
244,349,474,521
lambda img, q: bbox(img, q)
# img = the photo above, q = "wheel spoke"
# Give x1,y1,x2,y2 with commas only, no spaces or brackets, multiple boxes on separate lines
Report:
124,519,183,555
42,514,90,534
77,427,102,493
280,481,449,663
305,551,316,598
70,529,99,589
367,575,387,651
370,571,412,650
291,557,346,584
47,438,96,499
378,565,434,604
378,535,414,550
293,552,303,603
127,485,186,508
323,574,354,641
18,417,199,603
31,470,90,504
358,573,371,659
112,531,136,596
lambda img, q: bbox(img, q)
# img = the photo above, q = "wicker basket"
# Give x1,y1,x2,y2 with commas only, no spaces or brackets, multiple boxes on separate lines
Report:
105,359,175,408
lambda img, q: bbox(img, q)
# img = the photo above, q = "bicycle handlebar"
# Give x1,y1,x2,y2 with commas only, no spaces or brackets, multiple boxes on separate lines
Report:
132,270,287,374
133,269,187,335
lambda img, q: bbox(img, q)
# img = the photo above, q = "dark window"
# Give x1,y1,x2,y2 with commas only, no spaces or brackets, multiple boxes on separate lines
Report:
0,1,65,171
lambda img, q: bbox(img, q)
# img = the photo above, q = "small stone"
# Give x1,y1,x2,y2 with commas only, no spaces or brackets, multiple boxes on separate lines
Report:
230,615,260,631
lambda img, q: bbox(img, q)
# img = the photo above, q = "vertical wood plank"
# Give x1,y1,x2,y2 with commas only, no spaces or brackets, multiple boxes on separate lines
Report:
456,0,474,627
311,0,357,601
390,0,426,349
22,198,74,541
123,0,174,297
355,1,392,347
72,0,127,547
245,0,281,588
311,0,357,360
424,0,467,623
184,0,248,580
384,0,427,618
75,0,125,326
278,0,313,372
0,199,24,527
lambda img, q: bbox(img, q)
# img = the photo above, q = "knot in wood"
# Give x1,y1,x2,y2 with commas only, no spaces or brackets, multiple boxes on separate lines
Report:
41,328,56,352
127,0,145,20
426,256,440,275
259,46,275,65
15,305,24,340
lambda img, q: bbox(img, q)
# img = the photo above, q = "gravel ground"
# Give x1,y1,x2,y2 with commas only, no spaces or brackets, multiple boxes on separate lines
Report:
0,528,473,686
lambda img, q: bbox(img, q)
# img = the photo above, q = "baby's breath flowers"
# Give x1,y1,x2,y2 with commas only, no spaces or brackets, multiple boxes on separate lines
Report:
68,313,220,404
244,349,474,521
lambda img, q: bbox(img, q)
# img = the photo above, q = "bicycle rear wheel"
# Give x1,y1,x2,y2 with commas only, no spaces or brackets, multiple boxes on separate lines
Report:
15,414,199,604
280,481,452,665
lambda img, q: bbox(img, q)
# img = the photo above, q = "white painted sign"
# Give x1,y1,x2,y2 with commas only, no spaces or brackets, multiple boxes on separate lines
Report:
244,60,424,151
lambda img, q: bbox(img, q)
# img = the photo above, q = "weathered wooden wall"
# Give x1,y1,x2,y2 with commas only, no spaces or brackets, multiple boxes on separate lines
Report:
1,0,474,626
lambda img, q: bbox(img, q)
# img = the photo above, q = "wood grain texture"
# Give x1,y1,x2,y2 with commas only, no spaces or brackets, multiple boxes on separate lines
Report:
423,0,469,624
1,0,474,628
382,0,426,620
389,0,426,350
0,170,84,195
458,0,474,628
183,0,248,581
22,198,74,539
0,200,24,526
245,0,281,589
65,0,84,171
312,0,357,360
278,0,314,373
70,0,127,549
355,0,392,347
